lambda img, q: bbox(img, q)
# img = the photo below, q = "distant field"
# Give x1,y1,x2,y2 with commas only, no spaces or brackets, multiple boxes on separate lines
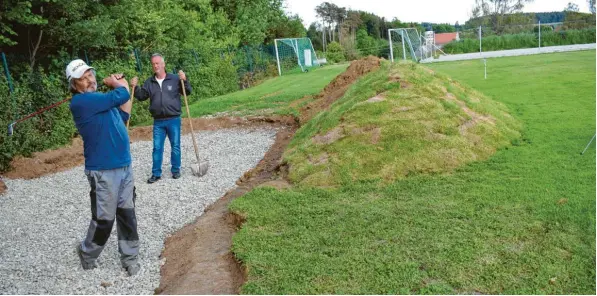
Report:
187,64,349,118
230,51,596,294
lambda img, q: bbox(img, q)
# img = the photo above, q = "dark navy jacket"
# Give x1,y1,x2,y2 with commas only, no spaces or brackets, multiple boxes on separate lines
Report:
133,73,192,120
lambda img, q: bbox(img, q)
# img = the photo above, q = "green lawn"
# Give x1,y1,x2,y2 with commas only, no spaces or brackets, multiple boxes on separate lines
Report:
187,64,349,118
230,51,596,294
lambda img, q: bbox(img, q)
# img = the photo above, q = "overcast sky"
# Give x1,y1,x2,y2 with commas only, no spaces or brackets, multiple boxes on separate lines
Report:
284,0,592,27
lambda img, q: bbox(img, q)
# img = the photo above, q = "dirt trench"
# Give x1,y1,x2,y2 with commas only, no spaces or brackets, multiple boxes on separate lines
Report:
0,56,382,294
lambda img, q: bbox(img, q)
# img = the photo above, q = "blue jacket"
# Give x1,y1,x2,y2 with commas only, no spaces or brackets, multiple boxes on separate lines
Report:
134,73,192,120
69,87,131,171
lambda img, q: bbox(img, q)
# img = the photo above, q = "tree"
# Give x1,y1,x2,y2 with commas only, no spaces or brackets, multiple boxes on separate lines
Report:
266,14,307,42
387,17,406,29
359,11,381,38
342,10,362,42
306,22,323,50
563,11,596,29
565,2,580,11
0,0,119,69
211,0,285,45
356,28,375,56
431,23,456,33
325,41,345,63
0,0,47,47
470,0,534,32
332,5,347,43
315,2,337,45
589,0,596,14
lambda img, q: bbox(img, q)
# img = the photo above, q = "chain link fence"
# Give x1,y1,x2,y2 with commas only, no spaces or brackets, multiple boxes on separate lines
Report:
0,44,279,171
444,18,596,54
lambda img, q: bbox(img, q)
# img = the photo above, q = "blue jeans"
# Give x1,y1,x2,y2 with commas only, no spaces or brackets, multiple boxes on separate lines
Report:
152,117,181,177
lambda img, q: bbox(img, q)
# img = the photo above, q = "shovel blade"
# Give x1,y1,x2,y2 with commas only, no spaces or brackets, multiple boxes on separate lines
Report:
191,161,209,177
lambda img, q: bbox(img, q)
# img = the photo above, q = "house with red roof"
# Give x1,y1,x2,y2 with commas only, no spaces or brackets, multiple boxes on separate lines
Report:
434,32,460,47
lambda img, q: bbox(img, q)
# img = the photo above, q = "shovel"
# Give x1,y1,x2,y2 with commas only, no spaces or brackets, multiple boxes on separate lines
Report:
126,86,135,130
181,79,208,177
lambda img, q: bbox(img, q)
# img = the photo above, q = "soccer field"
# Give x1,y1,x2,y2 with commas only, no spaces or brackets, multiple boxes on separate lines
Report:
231,50,596,294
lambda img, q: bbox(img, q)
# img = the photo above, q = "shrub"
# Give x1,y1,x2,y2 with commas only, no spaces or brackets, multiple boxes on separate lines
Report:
326,41,346,63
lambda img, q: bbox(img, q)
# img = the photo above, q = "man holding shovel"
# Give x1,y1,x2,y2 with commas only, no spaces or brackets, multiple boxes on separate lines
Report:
131,54,192,183
67,59,140,276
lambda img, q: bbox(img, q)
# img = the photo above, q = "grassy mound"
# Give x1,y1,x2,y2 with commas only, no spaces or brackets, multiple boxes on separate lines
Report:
284,61,522,187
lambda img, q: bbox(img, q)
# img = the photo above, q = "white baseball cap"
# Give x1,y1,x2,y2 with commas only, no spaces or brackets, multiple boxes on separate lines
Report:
65,59,94,81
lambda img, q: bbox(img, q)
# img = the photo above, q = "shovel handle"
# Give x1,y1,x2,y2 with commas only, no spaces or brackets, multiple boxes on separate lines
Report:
181,79,201,162
126,86,135,130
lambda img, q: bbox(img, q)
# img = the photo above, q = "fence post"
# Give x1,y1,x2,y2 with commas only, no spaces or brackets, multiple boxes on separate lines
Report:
192,49,200,66
479,26,482,54
259,45,265,71
1,52,16,121
401,31,406,60
322,28,326,52
388,29,394,62
245,45,253,73
538,20,541,49
133,48,142,74
1,52,14,94
274,39,281,76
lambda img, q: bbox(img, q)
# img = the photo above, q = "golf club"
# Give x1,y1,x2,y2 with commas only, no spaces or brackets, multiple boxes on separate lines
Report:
7,75,126,136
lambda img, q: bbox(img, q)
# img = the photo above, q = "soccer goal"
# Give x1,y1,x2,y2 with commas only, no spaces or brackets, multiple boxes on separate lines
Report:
274,38,320,76
388,28,430,63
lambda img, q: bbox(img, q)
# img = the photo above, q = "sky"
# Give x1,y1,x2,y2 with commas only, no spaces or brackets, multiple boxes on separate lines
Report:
284,0,593,27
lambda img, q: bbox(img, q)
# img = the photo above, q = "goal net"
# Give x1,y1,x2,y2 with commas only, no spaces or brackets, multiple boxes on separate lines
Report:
274,38,320,76
388,28,430,63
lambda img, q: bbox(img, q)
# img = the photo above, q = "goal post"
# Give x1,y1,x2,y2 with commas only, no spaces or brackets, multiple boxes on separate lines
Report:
388,28,428,63
274,37,320,76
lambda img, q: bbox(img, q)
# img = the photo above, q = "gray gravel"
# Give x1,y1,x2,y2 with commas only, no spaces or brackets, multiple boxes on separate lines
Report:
0,127,277,294
420,43,596,63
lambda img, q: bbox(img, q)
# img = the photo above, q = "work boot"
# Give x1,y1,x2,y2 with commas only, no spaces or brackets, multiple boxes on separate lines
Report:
172,172,181,179
76,244,98,270
147,175,161,184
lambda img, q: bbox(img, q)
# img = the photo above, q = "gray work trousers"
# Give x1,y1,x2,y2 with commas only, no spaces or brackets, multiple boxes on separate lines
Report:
79,165,140,268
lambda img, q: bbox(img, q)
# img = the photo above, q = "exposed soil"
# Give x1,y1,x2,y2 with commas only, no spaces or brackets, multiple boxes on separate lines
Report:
312,127,344,144
443,90,496,135
0,57,382,294
365,94,386,103
0,178,6,195
299,56,381,124
154,126,296,295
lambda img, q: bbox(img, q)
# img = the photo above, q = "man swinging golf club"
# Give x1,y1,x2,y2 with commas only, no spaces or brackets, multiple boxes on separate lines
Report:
130,54,192,183
67,59,141,276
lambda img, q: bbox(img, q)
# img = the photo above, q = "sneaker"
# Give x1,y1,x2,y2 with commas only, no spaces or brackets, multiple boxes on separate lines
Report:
76,245,98,270
172,172,181,179
147,175,161,184
126,262,141,276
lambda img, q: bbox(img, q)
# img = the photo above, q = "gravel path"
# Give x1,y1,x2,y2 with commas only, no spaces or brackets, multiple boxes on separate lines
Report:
420,43,596,63
0,128,277,294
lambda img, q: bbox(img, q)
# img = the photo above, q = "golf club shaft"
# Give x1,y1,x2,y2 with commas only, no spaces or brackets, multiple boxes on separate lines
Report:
8,75,126,135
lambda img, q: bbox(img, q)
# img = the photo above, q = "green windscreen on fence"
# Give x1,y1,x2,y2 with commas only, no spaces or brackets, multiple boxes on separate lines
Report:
275,38,320,75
